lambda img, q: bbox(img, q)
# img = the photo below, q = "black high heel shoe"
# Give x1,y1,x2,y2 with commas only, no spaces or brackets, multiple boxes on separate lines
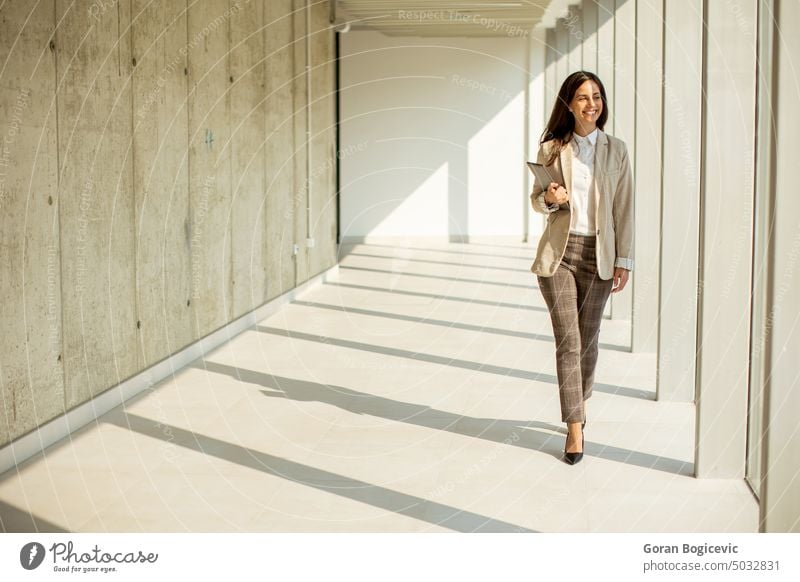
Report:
564,426,584,465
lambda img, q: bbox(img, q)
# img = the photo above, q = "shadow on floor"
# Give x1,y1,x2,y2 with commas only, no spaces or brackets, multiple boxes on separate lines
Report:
102,412,537,533
255,326,650,400
195,360,689,476
342,251,532,273
338,264,535,289
0,500,70,533
324,280,549,313
338,242,533,261
292,299,632,353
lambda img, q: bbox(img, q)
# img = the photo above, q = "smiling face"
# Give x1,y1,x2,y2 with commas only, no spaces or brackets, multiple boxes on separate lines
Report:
568,80,603,135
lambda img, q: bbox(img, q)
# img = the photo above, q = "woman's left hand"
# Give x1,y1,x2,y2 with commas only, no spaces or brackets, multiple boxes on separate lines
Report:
611,267,630,294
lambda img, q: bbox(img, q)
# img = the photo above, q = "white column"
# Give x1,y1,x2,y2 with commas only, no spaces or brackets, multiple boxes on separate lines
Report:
545,28,557,124
758,0,800,531
695,0,757,478
555,18,569,88
631,0,662,353
597,0,615,135
609,0,635,328
657,0,702,401
581,0,598,73
526,29,547,241
746,0,774,506
566,4,582,73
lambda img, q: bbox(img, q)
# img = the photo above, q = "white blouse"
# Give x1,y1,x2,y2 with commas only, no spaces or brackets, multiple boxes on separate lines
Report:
538,128,598,237
568,128,598,236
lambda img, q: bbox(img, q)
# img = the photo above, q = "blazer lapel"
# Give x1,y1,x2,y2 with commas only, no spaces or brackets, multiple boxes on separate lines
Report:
594,129,608,174
557,130,609,216
594,130,609,218
559,140,572,198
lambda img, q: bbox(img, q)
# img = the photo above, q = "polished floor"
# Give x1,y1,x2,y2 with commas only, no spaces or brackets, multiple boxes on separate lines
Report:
0,238,758,532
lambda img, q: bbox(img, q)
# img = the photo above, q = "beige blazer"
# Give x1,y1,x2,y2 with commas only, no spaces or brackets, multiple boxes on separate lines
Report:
529,129,634,281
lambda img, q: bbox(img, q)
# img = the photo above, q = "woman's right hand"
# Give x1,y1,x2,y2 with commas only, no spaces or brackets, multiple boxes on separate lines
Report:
544,182,569,206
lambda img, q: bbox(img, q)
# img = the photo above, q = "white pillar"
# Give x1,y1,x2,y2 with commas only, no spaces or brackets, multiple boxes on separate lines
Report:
545,28,557,124
657,0,702,401
758,0,800,531
746,0,774,506
581,0,598,73
566,4,582,73
631,0,662,353
694,0,757,478
596,0,615,132
609,0,635,329
526,29,547,241
555,17,569,88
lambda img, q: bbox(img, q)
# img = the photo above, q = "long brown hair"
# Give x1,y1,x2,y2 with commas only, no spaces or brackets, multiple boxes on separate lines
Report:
540,71,609,166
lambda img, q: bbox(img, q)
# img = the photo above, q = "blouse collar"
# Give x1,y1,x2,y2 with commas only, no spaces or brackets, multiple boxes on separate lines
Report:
573,127,598,147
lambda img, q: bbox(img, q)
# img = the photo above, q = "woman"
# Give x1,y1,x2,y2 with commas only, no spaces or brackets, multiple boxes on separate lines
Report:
529,71,634,465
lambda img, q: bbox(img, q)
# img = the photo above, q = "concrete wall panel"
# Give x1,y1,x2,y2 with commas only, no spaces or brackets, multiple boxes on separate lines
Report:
230,0,268,317
0,1,64,443
56,0,138,409
264,0,298,300
0,0,339,450
309,0,337,278
132,0,193,369
187,0,233,339
292,0,310,285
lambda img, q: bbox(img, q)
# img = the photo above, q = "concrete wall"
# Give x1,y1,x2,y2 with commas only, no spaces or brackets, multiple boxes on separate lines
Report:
339,31,539,240
0,0,64,446
0,0,338,448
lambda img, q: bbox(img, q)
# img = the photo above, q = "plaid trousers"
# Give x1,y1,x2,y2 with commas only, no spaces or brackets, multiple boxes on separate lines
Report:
537,233,613,423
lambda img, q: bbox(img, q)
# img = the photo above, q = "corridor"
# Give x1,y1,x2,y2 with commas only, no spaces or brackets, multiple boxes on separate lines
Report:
0,240,756,533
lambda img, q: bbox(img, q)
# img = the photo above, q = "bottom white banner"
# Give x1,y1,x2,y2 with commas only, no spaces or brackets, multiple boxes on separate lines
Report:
1,533,797,581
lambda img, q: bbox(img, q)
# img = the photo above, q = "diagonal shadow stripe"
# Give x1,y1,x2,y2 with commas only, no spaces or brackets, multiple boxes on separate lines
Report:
255,326,652,400
0,500,70,533
339,242,532,261
194,361,691,476
292,300,630,352
104,412,537,533
196,361,565,447
325,281,547,312
455,241,532,250
344,251,532,273
338,264,534,289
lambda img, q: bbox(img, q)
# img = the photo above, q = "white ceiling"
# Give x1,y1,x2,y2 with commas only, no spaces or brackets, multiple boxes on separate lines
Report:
335,0,564,37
